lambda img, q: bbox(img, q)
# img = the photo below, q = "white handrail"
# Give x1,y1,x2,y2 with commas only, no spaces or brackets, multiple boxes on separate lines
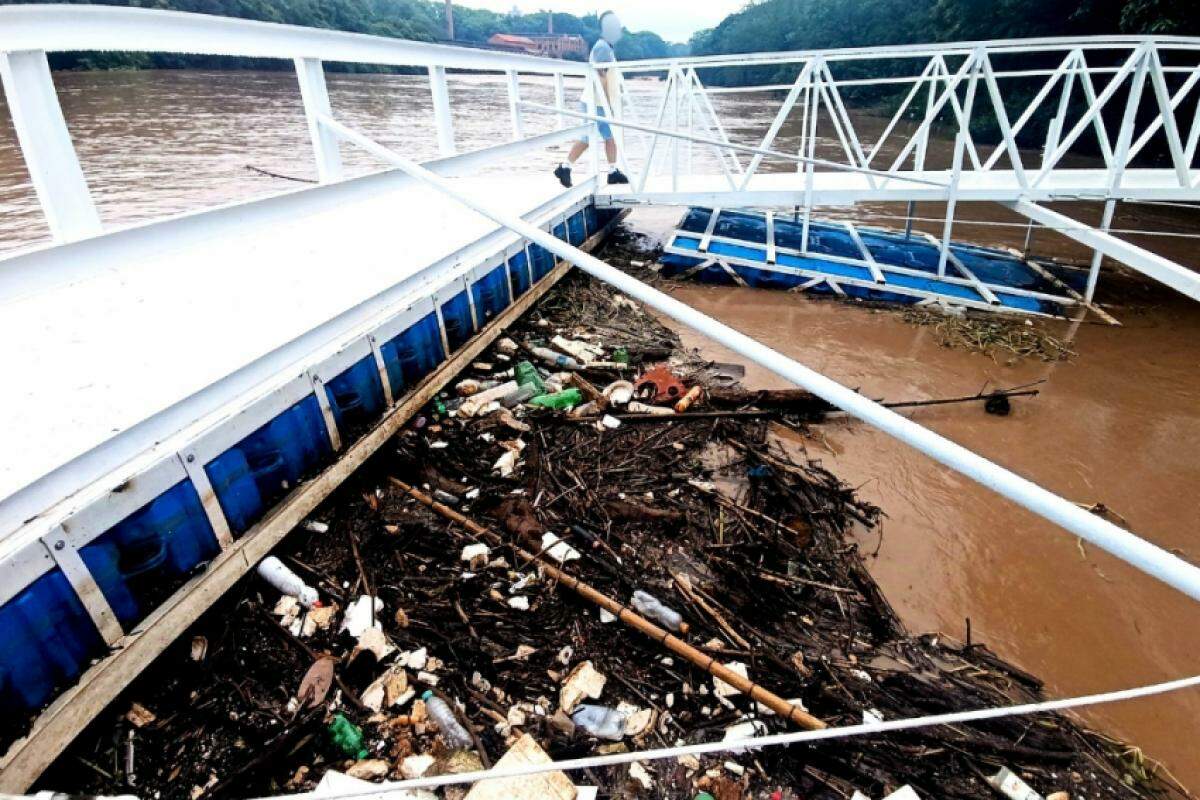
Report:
271,672,1200,797
520,100,950,188
0,4,588,75
619,33,1200,71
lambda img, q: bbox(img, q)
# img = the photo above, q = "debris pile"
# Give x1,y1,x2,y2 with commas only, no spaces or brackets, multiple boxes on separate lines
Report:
40,260,1180,799
901,307,1077,363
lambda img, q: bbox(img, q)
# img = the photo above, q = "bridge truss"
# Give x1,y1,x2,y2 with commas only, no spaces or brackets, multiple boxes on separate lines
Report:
556,36,1200,305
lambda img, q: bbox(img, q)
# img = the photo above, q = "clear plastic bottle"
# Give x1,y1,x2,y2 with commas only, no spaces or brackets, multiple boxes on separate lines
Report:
632,590,684,631
571,704,627,740
257,556,320,608
530,347,581,370
421,690,473,749
987,767,1043,800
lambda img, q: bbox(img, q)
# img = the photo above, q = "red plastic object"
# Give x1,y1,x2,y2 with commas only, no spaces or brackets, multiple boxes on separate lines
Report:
634,363,687,404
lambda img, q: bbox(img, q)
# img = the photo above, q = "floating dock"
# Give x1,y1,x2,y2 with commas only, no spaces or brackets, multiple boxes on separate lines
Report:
660,207,1092,317
0,164,622,786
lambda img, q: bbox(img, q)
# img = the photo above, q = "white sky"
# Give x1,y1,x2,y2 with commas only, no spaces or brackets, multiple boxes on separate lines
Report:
460,0,745,44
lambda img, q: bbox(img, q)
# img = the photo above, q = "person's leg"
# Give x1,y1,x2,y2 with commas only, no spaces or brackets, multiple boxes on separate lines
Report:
554,105,627,186
604,130,628,184
555,139,586,187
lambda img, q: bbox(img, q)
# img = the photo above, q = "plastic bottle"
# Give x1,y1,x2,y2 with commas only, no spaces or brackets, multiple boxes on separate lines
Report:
987,768,1043,800
328,714,368,759
571,704,627,740
257,556,320,608
421,690,473,749
529,388,583,410
455,379,498,397
530,346,580,370
459,381,520,417
632,590,685,631
500,383,539,408
514,361,546,393
551,335,601,363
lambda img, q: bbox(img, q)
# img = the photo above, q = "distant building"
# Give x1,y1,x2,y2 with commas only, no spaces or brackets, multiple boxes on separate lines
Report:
487,32,587,59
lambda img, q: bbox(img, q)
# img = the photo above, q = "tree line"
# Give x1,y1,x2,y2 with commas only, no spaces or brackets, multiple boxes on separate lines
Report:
685,0,1197,155
0,0,686,71
689,0,1197,66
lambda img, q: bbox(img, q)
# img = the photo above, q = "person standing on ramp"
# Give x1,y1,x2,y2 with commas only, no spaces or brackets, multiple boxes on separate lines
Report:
554,10,630,187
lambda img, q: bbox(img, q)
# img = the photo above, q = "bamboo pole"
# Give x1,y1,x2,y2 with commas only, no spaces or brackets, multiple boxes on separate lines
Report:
389,478,826,730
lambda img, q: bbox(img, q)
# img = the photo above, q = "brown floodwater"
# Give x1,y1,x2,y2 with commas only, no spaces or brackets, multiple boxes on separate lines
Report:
2,69,1199,789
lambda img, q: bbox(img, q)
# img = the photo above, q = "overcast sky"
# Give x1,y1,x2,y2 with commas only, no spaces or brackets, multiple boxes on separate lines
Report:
461,1,745,44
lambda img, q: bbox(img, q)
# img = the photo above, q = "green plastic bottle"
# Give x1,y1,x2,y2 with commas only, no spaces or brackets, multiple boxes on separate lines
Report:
328,713,368,759
529,388,583,410
514,360,546,393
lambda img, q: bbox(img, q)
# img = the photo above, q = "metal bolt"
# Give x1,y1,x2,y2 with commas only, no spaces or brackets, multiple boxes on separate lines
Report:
186,453,195,463
54,540,65,551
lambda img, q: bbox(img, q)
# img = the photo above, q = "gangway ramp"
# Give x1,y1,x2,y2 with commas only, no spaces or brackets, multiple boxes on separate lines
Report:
598,168,1200,206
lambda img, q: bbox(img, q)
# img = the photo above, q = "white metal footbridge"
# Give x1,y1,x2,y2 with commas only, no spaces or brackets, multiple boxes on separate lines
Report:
1,5,1199,791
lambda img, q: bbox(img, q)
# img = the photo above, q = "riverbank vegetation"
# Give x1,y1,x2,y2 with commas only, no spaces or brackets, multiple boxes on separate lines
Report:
689,0,1197,65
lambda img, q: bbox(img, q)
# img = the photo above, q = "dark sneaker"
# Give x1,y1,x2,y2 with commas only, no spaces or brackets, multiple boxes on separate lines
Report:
554,164,572,188
607,168,630,185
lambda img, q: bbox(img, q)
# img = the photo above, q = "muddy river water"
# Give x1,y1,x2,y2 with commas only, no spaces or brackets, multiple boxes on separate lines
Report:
2,70,1199,789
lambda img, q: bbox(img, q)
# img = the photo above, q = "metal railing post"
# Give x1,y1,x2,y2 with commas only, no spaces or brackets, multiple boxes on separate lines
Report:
505,69,524,141
635,67,676,193
553,71,566,129
684,70,695,176
1107,46,1150,193
585,65,601,176
938,54,981,278
914,57,940,172
1042,51,1078,171
429,65,456,157
801,78,818,254
1085,199,1116,302
0,49,101,242
294,57,343,183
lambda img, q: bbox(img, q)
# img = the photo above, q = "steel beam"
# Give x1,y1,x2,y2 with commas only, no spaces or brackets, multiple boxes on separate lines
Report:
294,58,343,183
429,65,456,157
1006,199,1200,302
0,49,101,242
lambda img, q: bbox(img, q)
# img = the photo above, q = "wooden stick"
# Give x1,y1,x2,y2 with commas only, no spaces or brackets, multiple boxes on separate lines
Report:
390,478,826,731
671,572,752,649
562,387,1041,425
